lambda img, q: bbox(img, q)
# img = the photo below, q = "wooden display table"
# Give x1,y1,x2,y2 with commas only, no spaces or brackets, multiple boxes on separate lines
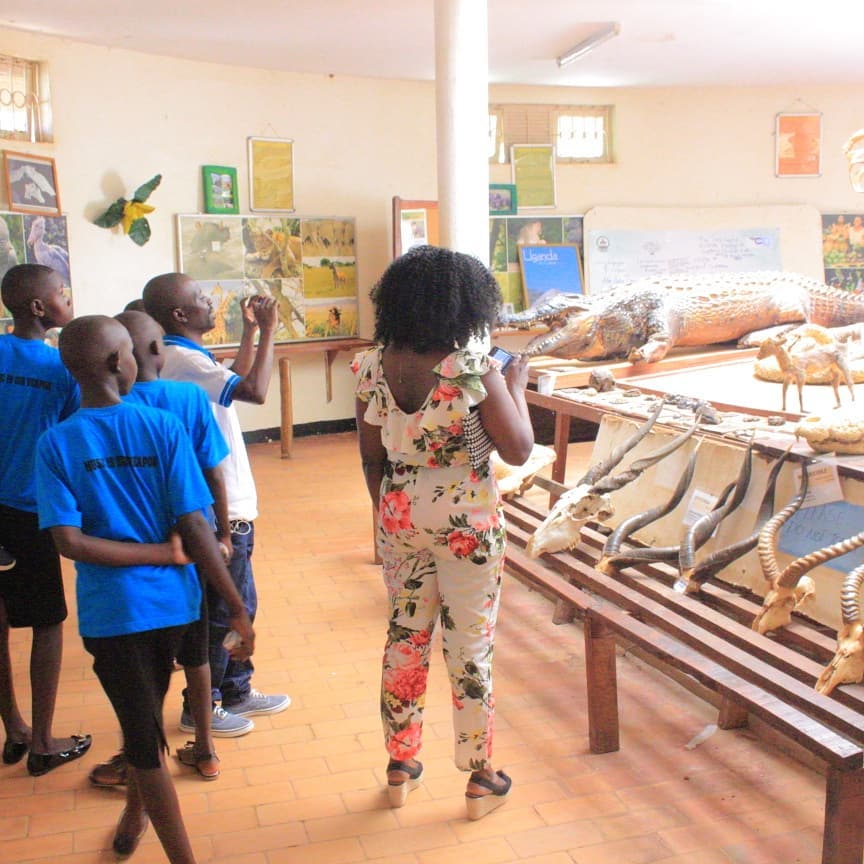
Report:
213,337,373,458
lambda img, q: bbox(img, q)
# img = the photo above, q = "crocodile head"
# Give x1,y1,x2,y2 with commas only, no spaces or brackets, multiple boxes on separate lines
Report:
524,311,604,358
526,484,615,557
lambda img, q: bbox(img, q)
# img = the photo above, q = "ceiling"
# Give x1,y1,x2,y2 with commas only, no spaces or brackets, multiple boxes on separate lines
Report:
2,0,864,89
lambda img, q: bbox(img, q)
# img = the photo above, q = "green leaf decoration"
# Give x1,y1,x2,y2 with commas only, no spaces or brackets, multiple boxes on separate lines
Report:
133,174,162,203
127,217,152,246
93,198,127,228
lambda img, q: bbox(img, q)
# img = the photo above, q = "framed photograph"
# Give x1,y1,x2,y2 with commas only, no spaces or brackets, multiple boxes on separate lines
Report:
3,151,61,216
248,137,294,212
776,112,822,178
489,183,517,215
202,165,239,214
518,243,582,306
511,144,556,208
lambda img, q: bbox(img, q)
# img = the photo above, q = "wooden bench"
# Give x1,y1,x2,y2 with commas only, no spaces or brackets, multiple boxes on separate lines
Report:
502,496,864,864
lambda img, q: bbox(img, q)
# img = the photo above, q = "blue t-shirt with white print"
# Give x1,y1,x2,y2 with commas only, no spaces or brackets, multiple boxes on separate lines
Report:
36,401,211,638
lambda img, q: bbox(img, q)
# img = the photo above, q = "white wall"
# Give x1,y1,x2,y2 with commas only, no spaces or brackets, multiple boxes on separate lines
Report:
3,27,864,430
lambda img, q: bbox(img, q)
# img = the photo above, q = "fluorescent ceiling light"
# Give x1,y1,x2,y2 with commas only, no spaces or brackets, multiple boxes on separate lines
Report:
557,22,620,67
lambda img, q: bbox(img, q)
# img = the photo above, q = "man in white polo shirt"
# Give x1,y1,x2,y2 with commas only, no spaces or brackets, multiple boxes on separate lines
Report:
143,273,289,737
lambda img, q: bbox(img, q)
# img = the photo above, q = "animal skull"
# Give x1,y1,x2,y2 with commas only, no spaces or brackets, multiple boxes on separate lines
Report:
815,622,864,695
751,577,815,635
526,485,615,557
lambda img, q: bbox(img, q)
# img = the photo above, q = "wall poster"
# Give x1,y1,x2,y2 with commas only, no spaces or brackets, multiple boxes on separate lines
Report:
1,210,72,333
821,212,864,293
489,214,583,312
176,214,357,348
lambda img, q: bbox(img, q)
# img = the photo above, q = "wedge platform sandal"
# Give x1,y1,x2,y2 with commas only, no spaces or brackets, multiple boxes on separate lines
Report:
465,769,512,820
386,758,423,807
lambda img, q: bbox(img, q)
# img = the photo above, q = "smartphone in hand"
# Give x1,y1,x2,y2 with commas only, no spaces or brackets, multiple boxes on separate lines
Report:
489,346,515,371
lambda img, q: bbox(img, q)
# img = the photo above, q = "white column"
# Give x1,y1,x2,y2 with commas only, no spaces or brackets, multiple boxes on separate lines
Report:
434,0,489,264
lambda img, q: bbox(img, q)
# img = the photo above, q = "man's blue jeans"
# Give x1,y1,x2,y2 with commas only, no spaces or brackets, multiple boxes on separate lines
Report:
207,522,257,706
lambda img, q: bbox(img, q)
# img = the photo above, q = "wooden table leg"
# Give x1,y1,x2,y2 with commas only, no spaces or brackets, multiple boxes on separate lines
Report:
279,356,293,459
823,766,864,864
585,615,619,754
551,411,572,507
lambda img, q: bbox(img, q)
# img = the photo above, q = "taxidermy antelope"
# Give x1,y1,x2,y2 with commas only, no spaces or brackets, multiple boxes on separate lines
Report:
756,334,855,413
752,465,864,634
527,399,698,558
815,564,864,695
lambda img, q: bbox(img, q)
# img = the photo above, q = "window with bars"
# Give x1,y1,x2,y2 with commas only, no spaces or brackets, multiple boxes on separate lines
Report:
0,54,50,143
489,103,613,164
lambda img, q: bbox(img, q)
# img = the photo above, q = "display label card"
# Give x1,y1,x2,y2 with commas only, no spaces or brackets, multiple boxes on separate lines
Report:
683,488,719,528
779,500,864,572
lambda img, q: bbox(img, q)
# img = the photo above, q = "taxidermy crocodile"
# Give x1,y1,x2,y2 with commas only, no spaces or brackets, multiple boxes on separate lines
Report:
499,271,864,363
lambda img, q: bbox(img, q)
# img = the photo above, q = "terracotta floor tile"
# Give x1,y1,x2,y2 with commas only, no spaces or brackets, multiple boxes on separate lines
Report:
2,435,848,863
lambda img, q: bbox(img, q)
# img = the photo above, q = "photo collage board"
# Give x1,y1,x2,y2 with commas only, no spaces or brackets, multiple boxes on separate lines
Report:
176,214,357,347
489,214,583,312
1,210,72,332
821,213,864,294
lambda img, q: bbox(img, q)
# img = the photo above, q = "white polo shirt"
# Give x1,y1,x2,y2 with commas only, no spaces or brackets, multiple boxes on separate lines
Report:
161,335,258,522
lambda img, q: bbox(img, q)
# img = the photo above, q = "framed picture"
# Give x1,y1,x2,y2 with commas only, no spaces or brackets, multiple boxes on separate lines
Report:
776,112,822,178
202,165,239,215
511,144,556,208
517,243,582,306
489,183,517,215
248,137,294,212
3,151,61,216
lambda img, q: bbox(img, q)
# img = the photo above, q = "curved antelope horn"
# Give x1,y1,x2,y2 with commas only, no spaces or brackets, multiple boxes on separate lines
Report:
679,443,753,578
778,530,864,588
758,461,810,585
598,445,701,572
578,399,666,487
590,409,703,496
684,445,791,589
841,565,864,626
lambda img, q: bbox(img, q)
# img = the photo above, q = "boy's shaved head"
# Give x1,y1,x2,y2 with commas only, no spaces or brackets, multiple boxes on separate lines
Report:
142,272,194,328
1,264,59,314
115,310,164,350
59,316,131,382
123,298,146,313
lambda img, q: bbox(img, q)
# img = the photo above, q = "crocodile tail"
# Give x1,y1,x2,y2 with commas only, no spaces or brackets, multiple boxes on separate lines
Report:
806,279,864,327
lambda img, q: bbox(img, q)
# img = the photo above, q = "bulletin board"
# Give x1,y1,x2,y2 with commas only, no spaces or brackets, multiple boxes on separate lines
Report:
176,213,358,348
392,196,439,257
583,205,824,294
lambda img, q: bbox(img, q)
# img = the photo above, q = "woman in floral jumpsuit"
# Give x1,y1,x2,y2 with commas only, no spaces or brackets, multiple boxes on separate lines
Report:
352,246,533,819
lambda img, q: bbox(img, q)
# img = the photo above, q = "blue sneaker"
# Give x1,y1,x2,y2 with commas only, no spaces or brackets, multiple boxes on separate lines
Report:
223,689,291,717
179,704,254,738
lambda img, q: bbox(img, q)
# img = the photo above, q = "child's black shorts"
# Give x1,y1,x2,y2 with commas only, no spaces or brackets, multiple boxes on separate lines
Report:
84,623,188,769
0,504,66,627
175,589,208,668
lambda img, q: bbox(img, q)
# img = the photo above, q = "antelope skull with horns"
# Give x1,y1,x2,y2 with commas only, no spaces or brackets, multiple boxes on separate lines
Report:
526,399,702,558
815,564,864,695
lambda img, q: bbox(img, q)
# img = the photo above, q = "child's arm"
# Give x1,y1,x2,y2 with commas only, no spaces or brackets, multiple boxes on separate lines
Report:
50,527,189,567
203,464,233,561
176,509,255,659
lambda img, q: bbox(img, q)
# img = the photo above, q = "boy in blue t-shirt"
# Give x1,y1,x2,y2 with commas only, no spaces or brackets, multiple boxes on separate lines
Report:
36,315,254,862
87,310,236,789
0,263,91,775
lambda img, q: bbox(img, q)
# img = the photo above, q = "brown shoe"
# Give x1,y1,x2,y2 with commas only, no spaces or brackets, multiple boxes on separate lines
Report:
89,752,128,788
176,741,220,780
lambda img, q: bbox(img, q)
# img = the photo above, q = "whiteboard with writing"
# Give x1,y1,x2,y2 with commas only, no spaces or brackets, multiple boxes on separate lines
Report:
582,204,824,293
586,227,782,294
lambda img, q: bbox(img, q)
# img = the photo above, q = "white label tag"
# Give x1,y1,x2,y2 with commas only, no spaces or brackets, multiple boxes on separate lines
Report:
683,488,718,528
537,373,556,395
798,460,843,507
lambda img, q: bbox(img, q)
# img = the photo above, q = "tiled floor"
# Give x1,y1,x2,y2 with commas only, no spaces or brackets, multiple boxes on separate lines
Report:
2,433,828,863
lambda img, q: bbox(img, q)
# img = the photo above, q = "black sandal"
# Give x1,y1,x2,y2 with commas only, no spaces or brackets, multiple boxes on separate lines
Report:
386,758,423,808
466,769,512,820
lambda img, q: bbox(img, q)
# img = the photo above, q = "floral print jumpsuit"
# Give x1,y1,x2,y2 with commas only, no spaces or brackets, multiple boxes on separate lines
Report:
352,347,506,772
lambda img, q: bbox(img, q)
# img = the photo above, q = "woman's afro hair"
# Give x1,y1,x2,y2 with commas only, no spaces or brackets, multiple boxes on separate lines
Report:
370,245,501,351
